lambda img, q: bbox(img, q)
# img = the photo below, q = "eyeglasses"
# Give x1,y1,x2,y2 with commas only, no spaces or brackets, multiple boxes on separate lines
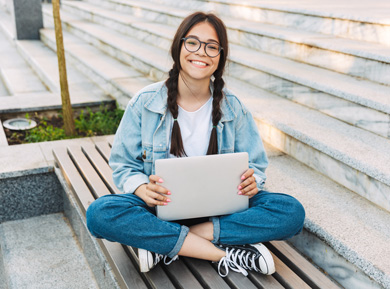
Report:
182,37,223,58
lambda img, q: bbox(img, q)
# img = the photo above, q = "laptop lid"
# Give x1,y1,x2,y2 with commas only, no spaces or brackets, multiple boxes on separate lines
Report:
155,152,249,221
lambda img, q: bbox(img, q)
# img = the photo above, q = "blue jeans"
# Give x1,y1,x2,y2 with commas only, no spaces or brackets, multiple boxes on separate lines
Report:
86,191,305,258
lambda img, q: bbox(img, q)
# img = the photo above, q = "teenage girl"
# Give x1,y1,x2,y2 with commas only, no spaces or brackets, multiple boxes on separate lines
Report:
86,11,305,277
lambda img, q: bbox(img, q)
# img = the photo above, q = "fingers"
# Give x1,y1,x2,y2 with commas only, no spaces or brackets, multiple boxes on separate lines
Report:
145,175,171,207
149,174,164,184
239,175,256,190
148,175,170,195
145,191,171,207
146,182,170,196
238,179,258,197
240,168,254,181
238,169,258,197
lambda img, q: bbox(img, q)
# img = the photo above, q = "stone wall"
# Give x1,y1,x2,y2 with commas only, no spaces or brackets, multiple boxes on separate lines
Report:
0,172,63,223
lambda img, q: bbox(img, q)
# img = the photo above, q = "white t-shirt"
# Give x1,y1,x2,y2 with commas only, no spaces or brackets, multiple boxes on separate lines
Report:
169,97,213,157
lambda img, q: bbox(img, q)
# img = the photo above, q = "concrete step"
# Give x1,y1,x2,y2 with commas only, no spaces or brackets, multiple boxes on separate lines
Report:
43,7,171,80
226,21,390,86
59,1,175,51
0,213,99,289
0,78,9,96
5,40,114,112
39,27,153,108
0,4,114,112
0,8,15,40
15,39,105,96
138,0,390,46
62,0,390,86
0,12,48,95
265,143,390,289
228,44,390,140
45,6,390,140
0,91,114,114
225,76,390,213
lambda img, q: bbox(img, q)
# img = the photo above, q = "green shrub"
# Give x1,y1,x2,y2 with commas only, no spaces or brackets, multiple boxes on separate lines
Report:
22,105,124,143
25,120,69,142
75,106,124,136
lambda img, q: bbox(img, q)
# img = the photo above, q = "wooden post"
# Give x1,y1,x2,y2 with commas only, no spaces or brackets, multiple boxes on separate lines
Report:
52,0,75,136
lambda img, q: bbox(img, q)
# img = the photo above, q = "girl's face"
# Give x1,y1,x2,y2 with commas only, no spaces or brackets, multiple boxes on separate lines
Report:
179,22,221,83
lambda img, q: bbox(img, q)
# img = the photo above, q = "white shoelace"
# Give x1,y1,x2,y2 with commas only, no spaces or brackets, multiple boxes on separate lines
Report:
218,248,249,277
233,249,261,272
163,255,179,265
153,253,179,266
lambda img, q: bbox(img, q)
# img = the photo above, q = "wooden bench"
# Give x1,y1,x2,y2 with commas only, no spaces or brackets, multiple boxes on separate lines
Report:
53,141,342,289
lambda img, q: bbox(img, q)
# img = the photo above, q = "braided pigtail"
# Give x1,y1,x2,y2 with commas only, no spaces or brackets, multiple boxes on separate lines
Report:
206,71,224,155
166,66,187,157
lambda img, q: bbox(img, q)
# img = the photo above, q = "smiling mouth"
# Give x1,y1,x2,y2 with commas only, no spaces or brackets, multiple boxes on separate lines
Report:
190,60,208,66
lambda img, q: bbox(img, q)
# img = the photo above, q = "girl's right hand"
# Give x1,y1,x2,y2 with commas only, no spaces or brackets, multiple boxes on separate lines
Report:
134,175,171,207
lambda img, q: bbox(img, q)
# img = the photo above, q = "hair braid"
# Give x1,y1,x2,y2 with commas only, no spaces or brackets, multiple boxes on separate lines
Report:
206,71,225,155
166,66,187,157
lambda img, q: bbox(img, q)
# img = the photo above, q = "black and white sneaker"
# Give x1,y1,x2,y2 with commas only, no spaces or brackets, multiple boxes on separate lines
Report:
138,249,178,272
217,243,275,277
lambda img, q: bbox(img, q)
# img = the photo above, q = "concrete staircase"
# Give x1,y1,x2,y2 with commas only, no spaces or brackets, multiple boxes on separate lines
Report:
0,7,114,116
1,0,390,288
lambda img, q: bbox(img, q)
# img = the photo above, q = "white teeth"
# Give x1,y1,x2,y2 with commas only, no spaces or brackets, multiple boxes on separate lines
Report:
191,61,207,66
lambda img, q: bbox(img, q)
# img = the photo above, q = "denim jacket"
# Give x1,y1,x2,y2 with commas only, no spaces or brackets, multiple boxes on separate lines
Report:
109,81,268,194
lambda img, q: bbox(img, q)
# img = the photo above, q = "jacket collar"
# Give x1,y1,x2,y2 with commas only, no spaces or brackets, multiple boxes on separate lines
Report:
144,81,236,122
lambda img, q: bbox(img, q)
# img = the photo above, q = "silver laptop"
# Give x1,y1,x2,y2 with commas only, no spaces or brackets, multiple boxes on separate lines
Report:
155,152,249,221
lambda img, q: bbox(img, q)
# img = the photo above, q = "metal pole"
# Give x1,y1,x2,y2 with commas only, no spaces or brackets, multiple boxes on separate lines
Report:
52,0,75,136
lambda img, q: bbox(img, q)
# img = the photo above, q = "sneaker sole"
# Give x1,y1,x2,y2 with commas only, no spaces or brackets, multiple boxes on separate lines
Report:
251,243,276,275
138,249,150,273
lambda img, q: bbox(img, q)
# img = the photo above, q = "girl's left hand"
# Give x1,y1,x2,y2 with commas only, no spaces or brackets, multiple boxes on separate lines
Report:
238,168,258,198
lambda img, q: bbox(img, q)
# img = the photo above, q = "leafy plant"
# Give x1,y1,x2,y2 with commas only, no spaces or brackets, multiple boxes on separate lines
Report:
25,119,69,142
75,105,124,136
19,105,124,143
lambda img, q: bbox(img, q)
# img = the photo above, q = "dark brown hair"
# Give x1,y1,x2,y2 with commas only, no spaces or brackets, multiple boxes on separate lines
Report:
166,12,229,157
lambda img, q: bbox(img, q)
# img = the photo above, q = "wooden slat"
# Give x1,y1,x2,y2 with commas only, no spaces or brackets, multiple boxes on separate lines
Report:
95,141,111,163
183,258,230,289
247,271,285,289
162,258,204,289
53,147,95,214
67,145,111,199
271,252,311,289
54,147,140,289
268,241,341,289
101,240,148,289
211,262,258,289
81,144,121,194
125,246,176,289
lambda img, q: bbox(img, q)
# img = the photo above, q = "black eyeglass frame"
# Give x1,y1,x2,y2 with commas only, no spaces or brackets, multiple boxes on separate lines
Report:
181,37,223,58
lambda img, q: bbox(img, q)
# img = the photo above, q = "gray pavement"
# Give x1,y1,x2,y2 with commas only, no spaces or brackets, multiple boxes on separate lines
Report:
0,213,99,289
